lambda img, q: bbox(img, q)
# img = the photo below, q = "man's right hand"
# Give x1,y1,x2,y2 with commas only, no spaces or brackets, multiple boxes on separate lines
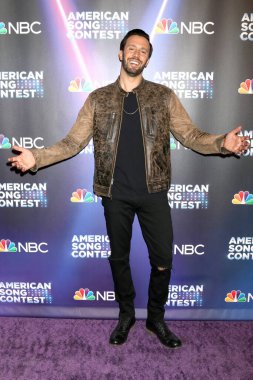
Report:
8,146,36,172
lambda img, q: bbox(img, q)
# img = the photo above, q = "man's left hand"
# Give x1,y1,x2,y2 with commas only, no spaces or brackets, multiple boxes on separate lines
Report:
223,126,250,154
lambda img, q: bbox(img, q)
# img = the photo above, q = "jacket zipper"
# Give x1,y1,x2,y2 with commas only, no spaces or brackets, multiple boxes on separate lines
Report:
137,94,149,193
108,98,125,198
108,112,116,140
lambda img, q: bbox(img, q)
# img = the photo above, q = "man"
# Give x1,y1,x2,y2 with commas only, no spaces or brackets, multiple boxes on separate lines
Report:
8,29,249,349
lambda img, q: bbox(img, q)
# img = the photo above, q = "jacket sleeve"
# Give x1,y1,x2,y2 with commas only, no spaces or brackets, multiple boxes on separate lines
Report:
169,91,230,154
30,94,94,171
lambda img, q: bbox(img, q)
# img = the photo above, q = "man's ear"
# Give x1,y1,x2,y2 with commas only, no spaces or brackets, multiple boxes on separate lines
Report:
118,51,123,62
144,59,150,68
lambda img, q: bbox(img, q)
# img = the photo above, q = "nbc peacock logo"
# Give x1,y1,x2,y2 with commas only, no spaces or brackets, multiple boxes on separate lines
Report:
73,288,95,301
225,290,247,303
170,137,177,150
0,22,7,35
238,79,253,94
68,77,94,92
70,188,94,203
0,134,11,149
232,191,253,205
155,19,179,34
0,239,17,252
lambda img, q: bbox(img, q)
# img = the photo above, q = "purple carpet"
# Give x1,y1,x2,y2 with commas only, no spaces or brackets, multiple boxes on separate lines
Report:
0,317,252,380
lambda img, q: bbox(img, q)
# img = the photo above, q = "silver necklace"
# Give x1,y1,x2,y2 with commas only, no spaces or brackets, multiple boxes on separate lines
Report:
123,92,139,115
123,107,139,115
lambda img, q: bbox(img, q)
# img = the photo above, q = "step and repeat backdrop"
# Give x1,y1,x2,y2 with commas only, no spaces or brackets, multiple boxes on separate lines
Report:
0,0,252,320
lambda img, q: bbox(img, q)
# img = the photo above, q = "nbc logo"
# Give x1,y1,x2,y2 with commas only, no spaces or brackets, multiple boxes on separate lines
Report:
0,21,41,35
70,188,94,203
238,79,253,94
225,290,246,303
232,191,253,205
0,134,11,149
0,238,48,253
68,77,93,92
156,19,179,34
0,239,17,252
74,288,95,301
155,18,214,35
0,22,7,35
0,134,44,149
73,288,115,301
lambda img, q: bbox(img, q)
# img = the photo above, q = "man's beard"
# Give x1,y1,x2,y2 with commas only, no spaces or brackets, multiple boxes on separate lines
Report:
121,54,146,77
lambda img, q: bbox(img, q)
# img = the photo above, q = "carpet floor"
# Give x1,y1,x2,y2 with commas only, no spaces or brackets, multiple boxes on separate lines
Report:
0,317,252,380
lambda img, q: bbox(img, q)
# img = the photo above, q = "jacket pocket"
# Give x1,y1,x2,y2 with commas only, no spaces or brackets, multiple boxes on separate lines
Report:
144,107,157,138
107,112,117,141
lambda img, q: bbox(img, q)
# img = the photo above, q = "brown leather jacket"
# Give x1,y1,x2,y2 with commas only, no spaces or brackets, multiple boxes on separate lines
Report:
32,78,227,197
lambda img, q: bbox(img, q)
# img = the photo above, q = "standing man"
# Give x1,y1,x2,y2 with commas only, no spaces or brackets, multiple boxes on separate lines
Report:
8,29,249,349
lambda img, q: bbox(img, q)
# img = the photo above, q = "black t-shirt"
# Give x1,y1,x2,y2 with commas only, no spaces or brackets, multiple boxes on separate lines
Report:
112,92,149,198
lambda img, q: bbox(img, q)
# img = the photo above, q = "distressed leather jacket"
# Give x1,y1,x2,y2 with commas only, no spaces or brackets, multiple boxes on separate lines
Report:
32,78,227,197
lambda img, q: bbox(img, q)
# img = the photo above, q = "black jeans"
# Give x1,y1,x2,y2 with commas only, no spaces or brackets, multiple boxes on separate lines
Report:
102,192,173,322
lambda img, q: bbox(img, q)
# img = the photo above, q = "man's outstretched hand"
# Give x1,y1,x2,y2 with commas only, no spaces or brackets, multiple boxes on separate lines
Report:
223,126,250,154
8,146,36,172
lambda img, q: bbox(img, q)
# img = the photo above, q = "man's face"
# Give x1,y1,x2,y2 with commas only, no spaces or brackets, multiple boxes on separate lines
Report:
119,35,150,77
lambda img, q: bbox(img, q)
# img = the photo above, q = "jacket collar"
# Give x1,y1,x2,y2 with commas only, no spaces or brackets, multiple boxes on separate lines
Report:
115,76,145,95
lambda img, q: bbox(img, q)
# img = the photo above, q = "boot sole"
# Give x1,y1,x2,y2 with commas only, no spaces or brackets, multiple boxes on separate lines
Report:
146,327,182,349
109,321,135,346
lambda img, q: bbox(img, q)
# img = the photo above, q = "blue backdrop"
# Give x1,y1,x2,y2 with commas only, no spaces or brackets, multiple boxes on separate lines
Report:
0,0,253,319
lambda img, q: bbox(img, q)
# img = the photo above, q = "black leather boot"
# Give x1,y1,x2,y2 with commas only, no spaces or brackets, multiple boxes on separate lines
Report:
146,319,182,348
146,266,182,348
110,316,136,345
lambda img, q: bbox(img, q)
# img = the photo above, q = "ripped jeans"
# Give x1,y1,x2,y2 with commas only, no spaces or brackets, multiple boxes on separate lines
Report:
102,192,173,322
